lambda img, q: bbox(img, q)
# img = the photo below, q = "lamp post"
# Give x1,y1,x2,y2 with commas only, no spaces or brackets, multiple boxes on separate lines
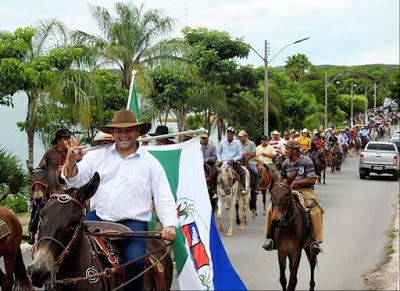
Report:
233,37,310,136
350,83,365,126
324,72,343,129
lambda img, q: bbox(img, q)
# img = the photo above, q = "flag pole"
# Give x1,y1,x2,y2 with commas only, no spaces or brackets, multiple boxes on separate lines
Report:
139,128,207,142
126,70,137,110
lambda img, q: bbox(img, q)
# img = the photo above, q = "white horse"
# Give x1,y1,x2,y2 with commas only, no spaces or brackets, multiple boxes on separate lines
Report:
216,163,250,236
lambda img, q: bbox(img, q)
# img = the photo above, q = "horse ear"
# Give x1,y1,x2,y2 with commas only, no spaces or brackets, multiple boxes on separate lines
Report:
268,168,279,191
26,160,34,172
77,172,100,203
286,170,298,187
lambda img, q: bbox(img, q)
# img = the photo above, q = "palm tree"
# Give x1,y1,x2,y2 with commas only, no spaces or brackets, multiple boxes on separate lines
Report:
74,2,184,94
284,54,312,83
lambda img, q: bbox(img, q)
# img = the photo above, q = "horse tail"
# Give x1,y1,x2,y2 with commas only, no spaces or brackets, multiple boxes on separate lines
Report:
13,247,34,290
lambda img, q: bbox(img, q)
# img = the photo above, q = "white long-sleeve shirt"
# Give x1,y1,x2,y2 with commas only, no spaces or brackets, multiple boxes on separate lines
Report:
61,144,178,228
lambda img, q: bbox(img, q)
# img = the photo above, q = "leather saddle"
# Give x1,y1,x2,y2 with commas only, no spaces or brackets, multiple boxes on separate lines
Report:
84,221,133,241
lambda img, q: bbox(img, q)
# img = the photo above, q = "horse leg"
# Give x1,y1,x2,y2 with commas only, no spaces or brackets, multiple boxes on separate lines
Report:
2,252,17,291
278,250,287,291
262,190,267,215
235,201,241,225
217,198,224,232
251,189,257,219
287,251,302,291
227,196,235,237
323,169,326,184
240,194,249,230
305,247,316,291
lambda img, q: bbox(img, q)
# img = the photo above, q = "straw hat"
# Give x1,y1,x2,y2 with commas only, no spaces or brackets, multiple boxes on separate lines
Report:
100,110,151,136
201,133,208,138
302,128,309,133
91,132,114,146
271,130,280,135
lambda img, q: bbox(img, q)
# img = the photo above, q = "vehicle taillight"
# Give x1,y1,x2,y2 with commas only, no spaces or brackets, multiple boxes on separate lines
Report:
360,153,364,163
394,156,398,166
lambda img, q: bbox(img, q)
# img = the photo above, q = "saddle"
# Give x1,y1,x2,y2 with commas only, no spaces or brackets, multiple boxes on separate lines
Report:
84,221,133,241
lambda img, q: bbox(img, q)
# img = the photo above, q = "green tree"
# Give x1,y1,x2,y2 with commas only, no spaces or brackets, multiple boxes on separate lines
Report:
338,94,368,118
284,54,312,83
75,2,183,92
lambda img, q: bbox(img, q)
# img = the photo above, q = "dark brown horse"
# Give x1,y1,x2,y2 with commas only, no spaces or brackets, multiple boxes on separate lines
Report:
204,164,217,215
28,173,173,290
329,144,340,173
313,151,326,184
0,206,34,290
269,173,317,291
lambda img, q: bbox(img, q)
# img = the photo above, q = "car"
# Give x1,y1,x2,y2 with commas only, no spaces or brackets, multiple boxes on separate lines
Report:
390,132,400,151
359,141,399,180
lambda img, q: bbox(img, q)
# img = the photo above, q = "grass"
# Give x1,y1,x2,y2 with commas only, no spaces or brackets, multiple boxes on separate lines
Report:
386,228,398,262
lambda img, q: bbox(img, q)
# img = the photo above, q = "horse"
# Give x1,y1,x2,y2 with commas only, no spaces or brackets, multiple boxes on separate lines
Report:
269,173,317,291
28,173,173,290
329,144,340,173
0,206,34,290
274,155,285,173
348,137,359,157
204,163,218,215
216,163,249,236
313,151,326,184
252,163,272,218
26,160,60,243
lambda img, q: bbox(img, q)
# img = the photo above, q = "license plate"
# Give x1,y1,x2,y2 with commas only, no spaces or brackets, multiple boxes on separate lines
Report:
373,166,383,170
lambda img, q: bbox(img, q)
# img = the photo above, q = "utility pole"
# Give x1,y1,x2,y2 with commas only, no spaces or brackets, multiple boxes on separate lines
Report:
350,83,354,127
365,85,368,124
264,40,269,137
374,82,377,112
324,72,328,129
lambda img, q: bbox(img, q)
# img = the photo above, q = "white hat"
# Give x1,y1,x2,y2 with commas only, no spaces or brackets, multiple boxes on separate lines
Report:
238,130,248,137
302,128,309,133
226,126,235,133
91,131,114,146
271,130,280,135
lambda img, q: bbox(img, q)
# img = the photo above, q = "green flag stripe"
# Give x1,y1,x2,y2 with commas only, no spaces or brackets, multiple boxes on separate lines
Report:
128,86,141,121
148,149,188,275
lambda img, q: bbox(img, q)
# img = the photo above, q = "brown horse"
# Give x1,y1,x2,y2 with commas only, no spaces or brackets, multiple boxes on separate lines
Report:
252,163,272,218
348,137,360,156
330,144,340,173
204,164,217,214
28,173,173,290
0,206,33,290
269,173,317,291
313,151,326,184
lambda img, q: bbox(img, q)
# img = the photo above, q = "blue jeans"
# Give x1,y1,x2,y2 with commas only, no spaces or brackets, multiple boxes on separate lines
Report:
250,163,259,189
84,211,147,291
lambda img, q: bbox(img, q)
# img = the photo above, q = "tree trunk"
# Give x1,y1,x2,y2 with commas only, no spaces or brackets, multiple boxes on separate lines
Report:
175,106,187,142
217,117,224,143
26,91,37,163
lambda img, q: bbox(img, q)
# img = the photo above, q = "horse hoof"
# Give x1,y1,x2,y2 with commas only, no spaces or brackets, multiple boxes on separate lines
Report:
218,227,224,232
262,210,267,215
226,231,233,237
251,214,255,219
240,224,245,230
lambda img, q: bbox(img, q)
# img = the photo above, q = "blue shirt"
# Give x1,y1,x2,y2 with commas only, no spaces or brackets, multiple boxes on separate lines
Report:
217,139,242,163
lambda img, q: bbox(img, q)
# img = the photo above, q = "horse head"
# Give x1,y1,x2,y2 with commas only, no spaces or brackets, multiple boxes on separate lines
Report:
28,173,100,288
217,163,236,196
270,171,297,227
27,161,48,205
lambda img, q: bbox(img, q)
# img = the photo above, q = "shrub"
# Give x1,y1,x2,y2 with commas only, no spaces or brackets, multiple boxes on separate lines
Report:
3,195,29,214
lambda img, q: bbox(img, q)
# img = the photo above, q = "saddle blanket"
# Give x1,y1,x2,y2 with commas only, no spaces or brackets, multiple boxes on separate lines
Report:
0,218,11,240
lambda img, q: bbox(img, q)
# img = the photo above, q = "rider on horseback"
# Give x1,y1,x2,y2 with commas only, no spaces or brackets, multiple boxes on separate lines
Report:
217,127,247,194
238,130,259,193
255,135,277,174
328,130,343,161
262,139,324,255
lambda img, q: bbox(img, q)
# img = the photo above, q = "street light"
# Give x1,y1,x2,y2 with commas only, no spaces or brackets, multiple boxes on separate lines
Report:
325,72,344,129
232,37,310,136
350,83,365,126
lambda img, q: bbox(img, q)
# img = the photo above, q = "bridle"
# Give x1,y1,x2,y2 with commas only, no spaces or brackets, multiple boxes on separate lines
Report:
30,169,48,201
34,193,84,279
271,183,295,226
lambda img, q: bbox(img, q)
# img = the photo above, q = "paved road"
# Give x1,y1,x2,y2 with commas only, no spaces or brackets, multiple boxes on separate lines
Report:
17,137,398,290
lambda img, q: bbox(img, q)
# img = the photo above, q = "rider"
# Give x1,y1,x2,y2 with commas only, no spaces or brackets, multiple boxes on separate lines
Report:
328,130,343,161
148,125,176,145
62,110,177,291
201,133,218,198
238,130,259,193
26,130,72,245
217,127,247,194
262,139,324,255
278,131,291,154
299,128,317,171
269,130,282,154
255,135,277,174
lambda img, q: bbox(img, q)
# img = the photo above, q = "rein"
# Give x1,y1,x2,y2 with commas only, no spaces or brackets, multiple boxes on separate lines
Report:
271,183,295,226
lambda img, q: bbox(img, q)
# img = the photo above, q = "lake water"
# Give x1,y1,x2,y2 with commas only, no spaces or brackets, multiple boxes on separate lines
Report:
0,91,221,166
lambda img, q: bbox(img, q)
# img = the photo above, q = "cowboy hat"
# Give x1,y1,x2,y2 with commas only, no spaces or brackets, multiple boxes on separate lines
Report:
271,130,280,135
285,139,301,149
201,133,208,138
149,125,170,136
91,131,114,147
100,110,151,136
51,129,72,145
237,130,248,137
302,128,309,133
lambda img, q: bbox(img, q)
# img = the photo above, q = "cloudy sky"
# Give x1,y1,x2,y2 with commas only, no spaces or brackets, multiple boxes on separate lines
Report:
0,0,398,67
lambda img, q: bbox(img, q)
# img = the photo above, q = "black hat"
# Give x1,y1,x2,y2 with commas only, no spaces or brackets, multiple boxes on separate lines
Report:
51,129,71,145
260,135,268,140
149,125,170,136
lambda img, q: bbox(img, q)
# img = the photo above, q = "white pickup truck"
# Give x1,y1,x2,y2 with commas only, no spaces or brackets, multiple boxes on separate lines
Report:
359,141,399,180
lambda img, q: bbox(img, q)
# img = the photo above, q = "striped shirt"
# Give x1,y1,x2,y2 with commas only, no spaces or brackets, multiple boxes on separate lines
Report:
268,138,281,152
279,154,316,187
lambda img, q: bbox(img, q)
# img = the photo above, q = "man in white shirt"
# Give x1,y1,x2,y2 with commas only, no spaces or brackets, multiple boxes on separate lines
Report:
62,110,178,291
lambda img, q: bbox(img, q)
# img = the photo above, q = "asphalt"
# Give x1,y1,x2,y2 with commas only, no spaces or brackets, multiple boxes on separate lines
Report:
15,136,399,290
